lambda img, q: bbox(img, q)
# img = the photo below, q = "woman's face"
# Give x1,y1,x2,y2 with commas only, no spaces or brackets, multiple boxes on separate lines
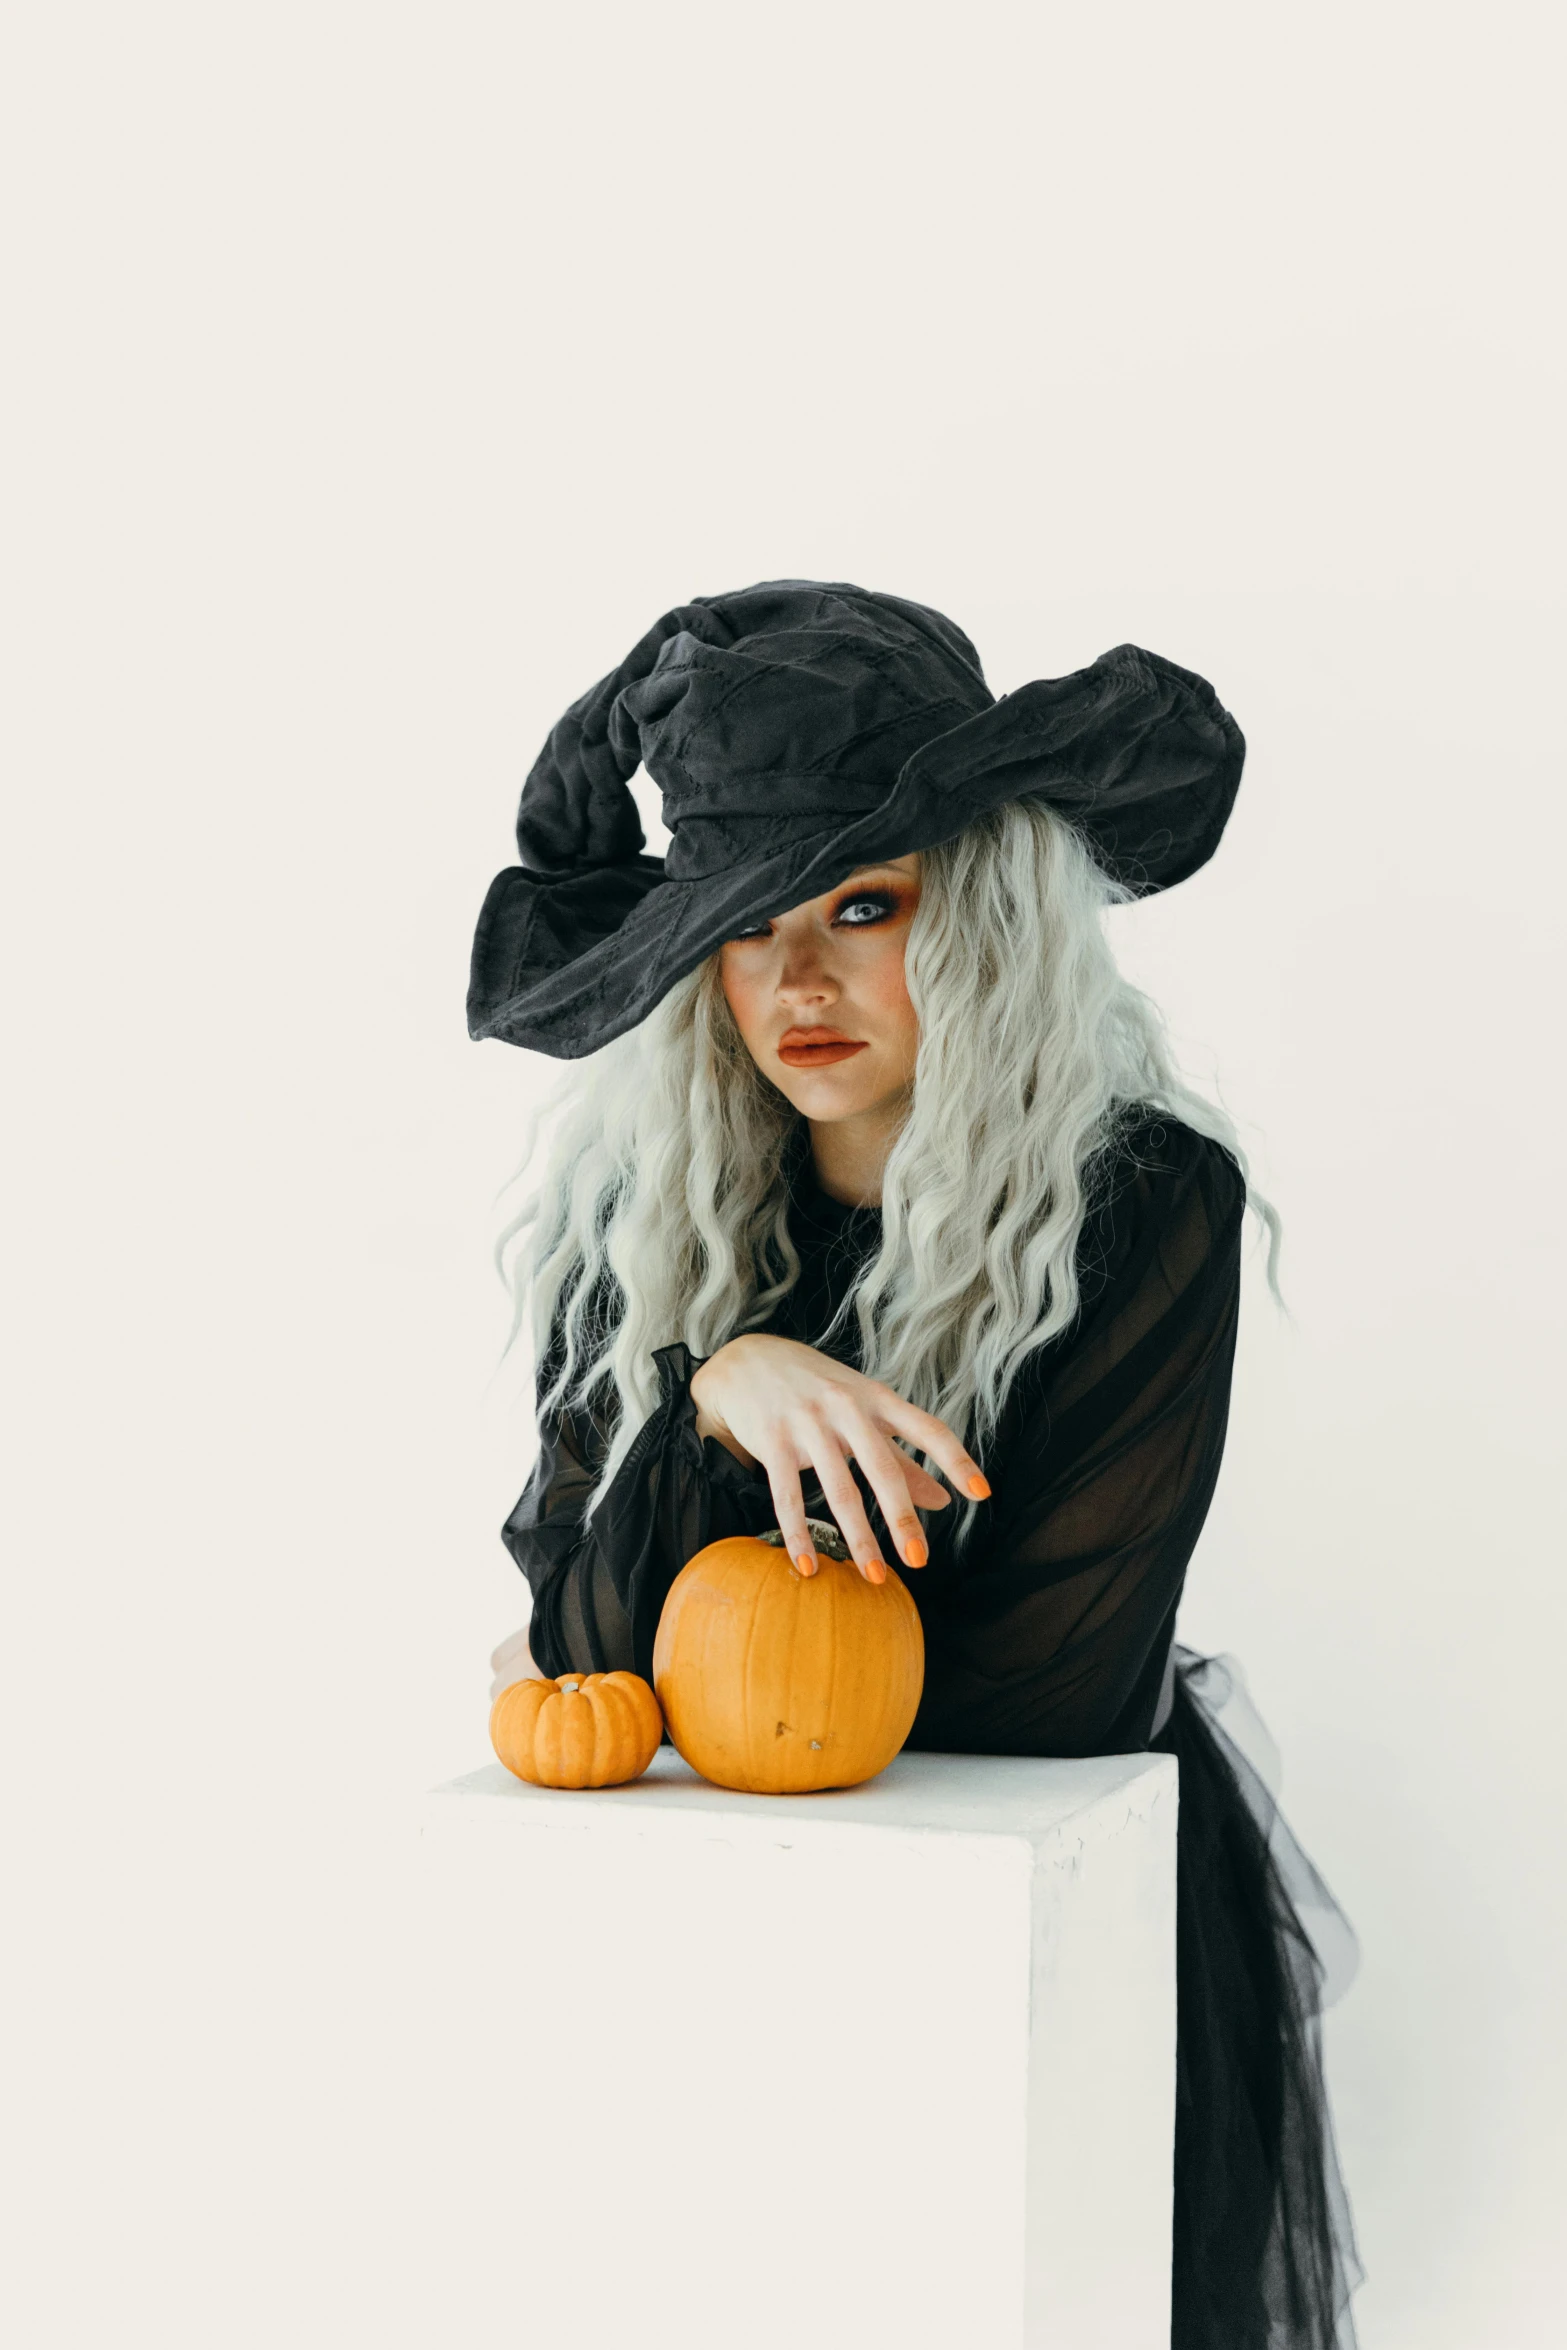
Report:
717,853,923,1125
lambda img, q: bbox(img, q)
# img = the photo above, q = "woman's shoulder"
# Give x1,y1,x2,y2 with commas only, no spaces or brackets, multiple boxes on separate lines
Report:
1078,1105,1248,1298
1102,1103,1245,1193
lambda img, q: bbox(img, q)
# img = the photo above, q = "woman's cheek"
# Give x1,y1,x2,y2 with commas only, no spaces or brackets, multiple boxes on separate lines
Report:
719,953,768,1051
861,929,917,1027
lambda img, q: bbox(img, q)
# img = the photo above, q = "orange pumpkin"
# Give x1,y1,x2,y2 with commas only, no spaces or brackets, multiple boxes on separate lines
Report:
489,1670,664,1789
652,1522,925,1794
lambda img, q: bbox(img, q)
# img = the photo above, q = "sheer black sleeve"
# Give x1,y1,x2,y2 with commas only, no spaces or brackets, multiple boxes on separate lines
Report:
500,1345,776,1681
905,1119,1247,1759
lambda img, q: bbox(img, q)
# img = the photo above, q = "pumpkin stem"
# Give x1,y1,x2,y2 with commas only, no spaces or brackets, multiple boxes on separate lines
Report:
757,1517,852,1564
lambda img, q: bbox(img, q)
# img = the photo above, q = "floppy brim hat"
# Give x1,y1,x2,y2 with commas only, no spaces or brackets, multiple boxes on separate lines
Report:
468,580,1244,1060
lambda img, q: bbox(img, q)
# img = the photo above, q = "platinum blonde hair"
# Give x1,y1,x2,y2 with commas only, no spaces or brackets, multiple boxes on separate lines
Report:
495,796,1279,1542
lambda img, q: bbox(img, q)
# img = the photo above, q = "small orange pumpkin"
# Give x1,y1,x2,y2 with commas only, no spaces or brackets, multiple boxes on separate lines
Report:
489,1670,664,1789
652,1522,925,1795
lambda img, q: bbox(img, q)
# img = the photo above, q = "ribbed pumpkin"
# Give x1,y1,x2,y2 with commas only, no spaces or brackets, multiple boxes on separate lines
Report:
489,1670,663,1789
652,1522,925,1794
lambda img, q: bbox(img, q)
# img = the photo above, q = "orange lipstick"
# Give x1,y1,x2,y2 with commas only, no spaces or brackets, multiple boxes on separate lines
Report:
777,1026,869,1069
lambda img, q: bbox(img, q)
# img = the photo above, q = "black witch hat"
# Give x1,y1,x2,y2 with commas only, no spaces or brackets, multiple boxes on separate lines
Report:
468,580,1244,1059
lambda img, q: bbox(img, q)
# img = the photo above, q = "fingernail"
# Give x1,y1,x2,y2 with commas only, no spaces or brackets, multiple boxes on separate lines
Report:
966,1473,991,1499
864,1558,887,1584
903,1538,928,1567
796,1552,817,1576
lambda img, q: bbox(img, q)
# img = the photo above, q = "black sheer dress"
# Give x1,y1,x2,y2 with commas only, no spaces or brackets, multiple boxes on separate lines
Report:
503,1111,1362,2350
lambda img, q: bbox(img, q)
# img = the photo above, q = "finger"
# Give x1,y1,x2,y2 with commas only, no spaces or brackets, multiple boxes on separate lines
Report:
840,1417,935,1568
876,1394,991,1500
489,1640,542,1700
904,1463,953,1511
885,1441,952,1511
807,1439,887,1582
765,1458,821,1578
490,1626,534,1674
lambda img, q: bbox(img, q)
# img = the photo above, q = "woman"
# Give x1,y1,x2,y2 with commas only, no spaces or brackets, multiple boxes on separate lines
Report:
470,581,1362,2350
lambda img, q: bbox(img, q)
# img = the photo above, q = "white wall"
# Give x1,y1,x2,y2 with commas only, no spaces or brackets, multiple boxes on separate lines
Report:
5,6,1562,2345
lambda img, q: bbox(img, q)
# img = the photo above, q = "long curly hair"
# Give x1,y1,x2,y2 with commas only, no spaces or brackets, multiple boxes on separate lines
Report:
494,795,1279,1538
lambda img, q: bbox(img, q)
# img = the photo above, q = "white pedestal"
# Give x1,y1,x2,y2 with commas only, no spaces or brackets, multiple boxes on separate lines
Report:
419,1744,1177,2350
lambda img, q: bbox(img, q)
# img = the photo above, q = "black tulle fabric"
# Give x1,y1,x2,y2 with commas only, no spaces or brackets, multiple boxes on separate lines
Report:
502,1111,1362,2348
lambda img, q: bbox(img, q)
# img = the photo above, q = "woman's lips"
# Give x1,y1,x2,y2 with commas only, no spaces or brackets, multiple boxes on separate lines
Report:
776,1031,869,1069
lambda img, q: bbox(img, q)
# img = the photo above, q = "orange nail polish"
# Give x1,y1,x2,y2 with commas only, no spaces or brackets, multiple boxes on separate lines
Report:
865,1559,887,1584
966,1473,991,1499
796,1552,817,1575
904,1538,928,1567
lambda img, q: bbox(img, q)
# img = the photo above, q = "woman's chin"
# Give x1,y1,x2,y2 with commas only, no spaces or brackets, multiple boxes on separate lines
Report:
771,1061,900,1123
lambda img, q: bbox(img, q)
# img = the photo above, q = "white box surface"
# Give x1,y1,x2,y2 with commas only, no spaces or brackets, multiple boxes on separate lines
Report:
419,1744,1178,2350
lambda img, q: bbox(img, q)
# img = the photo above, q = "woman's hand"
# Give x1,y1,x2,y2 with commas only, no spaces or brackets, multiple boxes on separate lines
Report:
489,1624,543,1703
689,1333,989,1583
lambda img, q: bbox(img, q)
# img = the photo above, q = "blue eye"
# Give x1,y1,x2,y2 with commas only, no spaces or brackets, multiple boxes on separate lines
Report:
836,892,896,926
725,889,899,945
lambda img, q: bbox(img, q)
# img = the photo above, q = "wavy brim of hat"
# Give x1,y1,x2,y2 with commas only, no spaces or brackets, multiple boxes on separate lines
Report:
468,644,1243,1061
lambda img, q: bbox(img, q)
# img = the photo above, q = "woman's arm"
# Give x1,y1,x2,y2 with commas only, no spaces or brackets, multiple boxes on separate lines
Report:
499,1344,758,1681
501,1333,982,1682
908,1122,1248,1758
500,1119,1241,1729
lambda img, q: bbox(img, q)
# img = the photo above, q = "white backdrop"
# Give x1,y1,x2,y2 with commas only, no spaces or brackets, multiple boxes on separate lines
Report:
5,6,1564,2345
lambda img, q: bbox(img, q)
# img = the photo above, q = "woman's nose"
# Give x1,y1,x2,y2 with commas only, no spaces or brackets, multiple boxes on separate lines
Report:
775,945,836,1005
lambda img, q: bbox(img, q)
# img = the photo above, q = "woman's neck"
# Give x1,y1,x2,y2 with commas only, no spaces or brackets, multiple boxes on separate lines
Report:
807,1098,907,1208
